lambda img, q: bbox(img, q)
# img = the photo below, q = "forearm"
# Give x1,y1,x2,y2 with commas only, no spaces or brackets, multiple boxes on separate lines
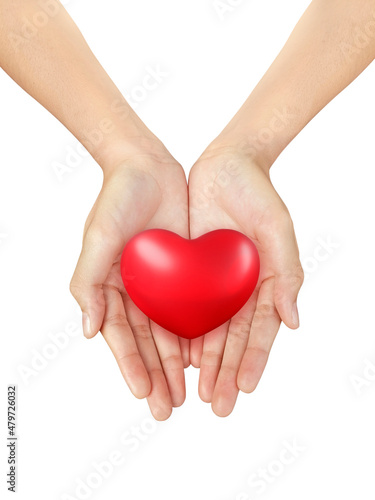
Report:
0,0,165,171
211,0,375,170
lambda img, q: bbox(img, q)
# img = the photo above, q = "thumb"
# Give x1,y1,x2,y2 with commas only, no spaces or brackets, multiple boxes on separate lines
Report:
70,223,125,338
274,268,304,329
269,217,304,329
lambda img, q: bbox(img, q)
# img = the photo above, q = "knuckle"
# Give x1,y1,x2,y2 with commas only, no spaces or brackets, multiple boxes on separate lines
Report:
245,345,269,360
201,350,222,367
161,353,183,371
257,302,276,317
229,317,250,342
252,301,277,325
148,366,164,378
132,324,152,340
219,363,236,378
105,313,128,329
117,350,140,364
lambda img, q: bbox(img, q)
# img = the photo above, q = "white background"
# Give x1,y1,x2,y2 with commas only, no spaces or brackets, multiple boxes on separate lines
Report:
1,0,375,499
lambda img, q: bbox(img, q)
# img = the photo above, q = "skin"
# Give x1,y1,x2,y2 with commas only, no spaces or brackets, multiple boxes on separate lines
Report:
0,0,190,420
1,0,375,419
189,0,375,416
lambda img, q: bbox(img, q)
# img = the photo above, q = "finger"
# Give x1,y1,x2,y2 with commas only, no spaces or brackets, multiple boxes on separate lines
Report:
179,337,191,368
151,321,186,407
198,323,229,403
211,291,258,417
257,214,304,330
123,293,173,421
237,277,281,393
190,336,204,368
101,286,151,399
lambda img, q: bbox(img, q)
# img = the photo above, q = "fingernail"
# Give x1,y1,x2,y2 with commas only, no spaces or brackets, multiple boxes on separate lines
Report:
82,312,91,338
291,302,300,328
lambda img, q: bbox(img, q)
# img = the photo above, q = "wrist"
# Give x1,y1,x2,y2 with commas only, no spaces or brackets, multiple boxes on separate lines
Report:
199,135,273,174
98,133,173,175
204,124,280,174
204,101,301,172
90,126,173,176
73,95,172,174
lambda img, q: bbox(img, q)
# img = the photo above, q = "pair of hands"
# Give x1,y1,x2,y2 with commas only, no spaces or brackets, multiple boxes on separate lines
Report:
69,139,304,420
2,0,372,420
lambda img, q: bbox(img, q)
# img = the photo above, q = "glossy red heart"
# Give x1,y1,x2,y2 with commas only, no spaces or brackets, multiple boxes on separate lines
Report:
120,229,260,339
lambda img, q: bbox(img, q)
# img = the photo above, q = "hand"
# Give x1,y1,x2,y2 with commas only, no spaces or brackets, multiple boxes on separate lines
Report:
70,150,190,420
188,146,304,417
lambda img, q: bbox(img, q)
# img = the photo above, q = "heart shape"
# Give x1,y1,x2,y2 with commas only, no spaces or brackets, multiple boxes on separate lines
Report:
120,229,260,339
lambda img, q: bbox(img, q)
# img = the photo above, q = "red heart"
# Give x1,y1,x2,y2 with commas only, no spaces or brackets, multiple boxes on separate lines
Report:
120,229,260,339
